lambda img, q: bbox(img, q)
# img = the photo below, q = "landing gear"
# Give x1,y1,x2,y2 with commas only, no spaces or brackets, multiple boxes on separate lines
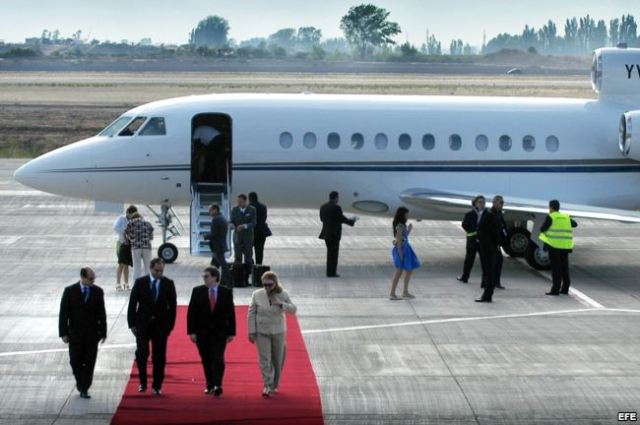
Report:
524,240,551,270
503,227,530,258
146,204,184,264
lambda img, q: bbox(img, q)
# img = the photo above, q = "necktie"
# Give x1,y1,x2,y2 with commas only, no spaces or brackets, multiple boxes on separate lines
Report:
151,280,158,302
209,288,216,312
83,286,89,304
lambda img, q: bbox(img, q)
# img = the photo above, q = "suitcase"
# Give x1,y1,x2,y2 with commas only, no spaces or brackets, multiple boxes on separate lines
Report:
232,263,248,288
252,265,271,287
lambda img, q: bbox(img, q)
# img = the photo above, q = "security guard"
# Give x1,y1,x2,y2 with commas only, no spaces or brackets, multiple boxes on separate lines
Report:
457,195,486,284
539,199,577,295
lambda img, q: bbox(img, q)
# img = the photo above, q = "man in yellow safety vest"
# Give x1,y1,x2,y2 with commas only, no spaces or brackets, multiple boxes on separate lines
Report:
539,200,578,295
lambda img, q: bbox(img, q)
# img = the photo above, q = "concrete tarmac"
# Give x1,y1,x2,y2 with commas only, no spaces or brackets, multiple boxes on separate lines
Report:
1,159,639,425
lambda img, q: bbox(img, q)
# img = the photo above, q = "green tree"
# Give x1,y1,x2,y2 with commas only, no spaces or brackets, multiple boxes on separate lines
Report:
340,4,401,58
297,27,322,50
610,18,620,46
269,28,296,49
189,15,230,48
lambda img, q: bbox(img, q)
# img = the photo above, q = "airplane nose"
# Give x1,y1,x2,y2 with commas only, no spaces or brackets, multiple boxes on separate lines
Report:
13,140,94,199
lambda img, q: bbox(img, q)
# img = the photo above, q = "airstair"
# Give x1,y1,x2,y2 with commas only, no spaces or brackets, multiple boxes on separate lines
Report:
190,183,231,256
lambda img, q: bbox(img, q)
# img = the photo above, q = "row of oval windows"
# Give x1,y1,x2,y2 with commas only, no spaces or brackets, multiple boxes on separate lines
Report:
279,132,560,152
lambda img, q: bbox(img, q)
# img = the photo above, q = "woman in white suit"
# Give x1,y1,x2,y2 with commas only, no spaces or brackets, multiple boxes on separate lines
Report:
248,271,297,397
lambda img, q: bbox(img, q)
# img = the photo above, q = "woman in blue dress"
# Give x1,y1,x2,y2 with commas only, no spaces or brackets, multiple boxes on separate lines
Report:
390,207,420,300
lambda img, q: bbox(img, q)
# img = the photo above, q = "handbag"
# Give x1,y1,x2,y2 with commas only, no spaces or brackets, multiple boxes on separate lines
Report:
264,223,273,238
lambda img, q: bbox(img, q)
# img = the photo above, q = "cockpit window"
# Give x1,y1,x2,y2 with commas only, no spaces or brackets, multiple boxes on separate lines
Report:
99,116,132,137
139,117,166,136
119,116,147,137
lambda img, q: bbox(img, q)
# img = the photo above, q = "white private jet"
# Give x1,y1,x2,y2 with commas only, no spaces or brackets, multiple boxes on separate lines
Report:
13,47,640,269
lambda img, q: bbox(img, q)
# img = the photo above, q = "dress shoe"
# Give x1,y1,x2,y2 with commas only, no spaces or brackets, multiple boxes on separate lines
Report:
138,385,147,393
213,386,223,397
475,298,492,303
327,274,340,278
545,292,560,296
204,387,213,394
79,392,91,399
496,284,506,289
152,388,162,395
560,290,569,295
456,276,468,283
262,387,271,398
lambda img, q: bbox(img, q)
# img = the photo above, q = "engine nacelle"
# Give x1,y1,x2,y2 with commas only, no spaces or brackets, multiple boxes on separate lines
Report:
619,110,640,160
592,47,640,99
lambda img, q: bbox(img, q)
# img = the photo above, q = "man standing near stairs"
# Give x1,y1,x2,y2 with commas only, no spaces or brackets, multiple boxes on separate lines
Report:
206,204,232,288
230,194,257,286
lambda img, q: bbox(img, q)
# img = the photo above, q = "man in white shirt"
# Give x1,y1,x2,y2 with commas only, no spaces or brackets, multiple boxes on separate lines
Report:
113,205,137,291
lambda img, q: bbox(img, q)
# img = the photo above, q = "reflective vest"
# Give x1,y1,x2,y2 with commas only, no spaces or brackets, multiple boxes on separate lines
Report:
539,211,574,250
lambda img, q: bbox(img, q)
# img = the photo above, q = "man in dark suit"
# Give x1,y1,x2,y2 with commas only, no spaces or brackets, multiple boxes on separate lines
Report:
206,204,232,288
127,258,177,395
230,194,257,286
457,195,486,284
249,192,269,265
59,267,106,399
187,267,236,396
475,205,502,303
491,195,508,290
319,191,357,278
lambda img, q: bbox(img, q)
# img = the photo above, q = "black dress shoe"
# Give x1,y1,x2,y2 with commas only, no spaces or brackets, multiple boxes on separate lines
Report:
496,284,505,289
327,274,340,278
204,387,212,394
152,388,162,395
475,298,492,303
213,386,223,397
560,290,569,294
545,292,560,296
79,392,91,399
456,277,468,283
138,385,147,393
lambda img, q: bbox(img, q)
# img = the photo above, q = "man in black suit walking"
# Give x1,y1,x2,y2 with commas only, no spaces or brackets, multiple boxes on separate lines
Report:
59,267,106,399
206,204,232,287
187,267,236,396
127,258,177,395
457,195,486,284
319,191,357,278
475,204,502,303
249,192,269,265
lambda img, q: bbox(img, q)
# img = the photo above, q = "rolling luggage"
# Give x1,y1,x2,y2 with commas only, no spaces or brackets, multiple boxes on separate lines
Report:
252,265,271,287
232,263,248,288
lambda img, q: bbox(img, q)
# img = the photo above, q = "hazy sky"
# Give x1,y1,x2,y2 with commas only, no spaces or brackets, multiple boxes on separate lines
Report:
0,0,635,47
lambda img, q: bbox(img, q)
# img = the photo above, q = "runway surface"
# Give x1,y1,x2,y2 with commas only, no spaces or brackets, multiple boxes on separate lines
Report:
1,158,640,424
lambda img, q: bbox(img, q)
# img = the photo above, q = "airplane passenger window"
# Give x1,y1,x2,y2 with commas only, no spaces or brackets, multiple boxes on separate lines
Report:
546,135,559,152
422,134,435,150
279,132,293,149
139,117,166,136
327,132,341,149
99,116,132,137
303,132,317,149
351,133,364,150
499,135,512,151
449,134,462,151
119,116,147,137
399,134,411,150
475,135,488,151
374,133,388,150
523,135,536,152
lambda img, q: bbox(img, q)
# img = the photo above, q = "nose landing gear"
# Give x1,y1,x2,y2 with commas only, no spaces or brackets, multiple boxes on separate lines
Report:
146,204,184,263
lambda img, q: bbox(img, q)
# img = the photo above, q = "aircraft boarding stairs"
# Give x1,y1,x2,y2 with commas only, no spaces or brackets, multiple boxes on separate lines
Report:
190,183,231,257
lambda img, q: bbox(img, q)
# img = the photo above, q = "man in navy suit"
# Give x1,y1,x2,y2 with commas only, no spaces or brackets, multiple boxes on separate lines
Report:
187,267,236,396
59,267,107,399
127,258,177,395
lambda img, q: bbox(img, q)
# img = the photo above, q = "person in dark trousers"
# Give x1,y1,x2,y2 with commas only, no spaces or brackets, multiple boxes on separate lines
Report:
187,267,236,396
319,191,357,278
206,204,232,288
230,194,257,286
127,258,177,395
540,200,577,295
249,192,270,265
475,205,502,303
490,195,508,290
59,267,106,399
458,195,486,284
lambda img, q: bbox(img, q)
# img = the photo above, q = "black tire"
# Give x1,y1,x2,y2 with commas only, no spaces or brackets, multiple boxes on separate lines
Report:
503,227,531,258
524,240,551,270
158,243,178,264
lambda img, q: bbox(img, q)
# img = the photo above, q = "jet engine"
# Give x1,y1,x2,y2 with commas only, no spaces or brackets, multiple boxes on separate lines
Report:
619,110,640,160
592,47,640,99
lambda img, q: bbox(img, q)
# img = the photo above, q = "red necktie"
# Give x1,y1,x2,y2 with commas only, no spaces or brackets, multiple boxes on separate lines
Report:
209,288,216,312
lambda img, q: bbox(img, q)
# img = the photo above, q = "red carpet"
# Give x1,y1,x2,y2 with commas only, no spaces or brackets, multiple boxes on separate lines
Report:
111,305,324,425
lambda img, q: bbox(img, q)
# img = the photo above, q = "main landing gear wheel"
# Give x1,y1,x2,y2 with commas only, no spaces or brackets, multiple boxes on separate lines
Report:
503,228,530,258
524,240,551,271
158,243,178,264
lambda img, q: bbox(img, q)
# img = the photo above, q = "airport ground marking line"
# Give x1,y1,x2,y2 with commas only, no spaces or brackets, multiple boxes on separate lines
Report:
301,308,600,335
0,343,136,358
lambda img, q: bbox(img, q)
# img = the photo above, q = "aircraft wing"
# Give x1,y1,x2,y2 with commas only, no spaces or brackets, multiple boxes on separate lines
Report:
400,188,640,223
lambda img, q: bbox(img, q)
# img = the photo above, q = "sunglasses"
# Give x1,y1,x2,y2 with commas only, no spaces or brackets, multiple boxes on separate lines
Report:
263,282,275,287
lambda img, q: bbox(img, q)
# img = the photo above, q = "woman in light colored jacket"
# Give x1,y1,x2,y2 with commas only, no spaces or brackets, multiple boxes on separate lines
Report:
248,271,297,397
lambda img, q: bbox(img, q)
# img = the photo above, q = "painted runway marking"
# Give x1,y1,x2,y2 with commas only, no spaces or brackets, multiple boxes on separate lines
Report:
0,343,136,358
